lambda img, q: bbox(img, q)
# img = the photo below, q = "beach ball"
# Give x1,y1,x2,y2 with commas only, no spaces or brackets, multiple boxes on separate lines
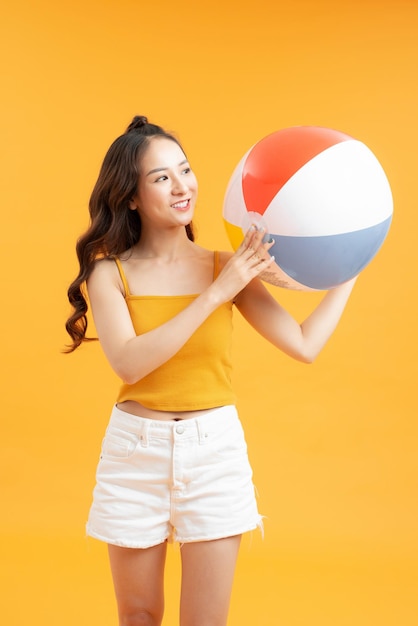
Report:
223,126,393,290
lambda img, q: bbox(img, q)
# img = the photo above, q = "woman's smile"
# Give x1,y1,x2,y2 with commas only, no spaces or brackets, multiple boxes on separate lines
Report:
172,199,191,211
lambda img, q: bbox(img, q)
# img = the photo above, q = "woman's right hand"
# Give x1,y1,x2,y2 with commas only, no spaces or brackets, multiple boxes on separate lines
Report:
210,226,275,303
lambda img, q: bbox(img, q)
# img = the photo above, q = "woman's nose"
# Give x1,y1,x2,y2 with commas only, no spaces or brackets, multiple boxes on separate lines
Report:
172,175,188,194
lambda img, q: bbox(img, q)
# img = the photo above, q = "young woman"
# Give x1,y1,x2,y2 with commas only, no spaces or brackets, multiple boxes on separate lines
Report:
66,115,356,626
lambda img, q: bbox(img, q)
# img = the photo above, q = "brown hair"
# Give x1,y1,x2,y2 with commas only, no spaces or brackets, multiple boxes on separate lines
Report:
65,116,195,352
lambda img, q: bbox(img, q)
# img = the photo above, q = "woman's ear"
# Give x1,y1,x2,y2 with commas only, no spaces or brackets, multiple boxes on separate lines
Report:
129,199,138,211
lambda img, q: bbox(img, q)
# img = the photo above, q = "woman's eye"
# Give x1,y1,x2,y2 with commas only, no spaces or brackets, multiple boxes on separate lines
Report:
155,175,168,182
182,167,191,175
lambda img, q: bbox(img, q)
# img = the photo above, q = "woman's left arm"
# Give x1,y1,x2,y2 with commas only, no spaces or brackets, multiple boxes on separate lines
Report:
235,276,357,363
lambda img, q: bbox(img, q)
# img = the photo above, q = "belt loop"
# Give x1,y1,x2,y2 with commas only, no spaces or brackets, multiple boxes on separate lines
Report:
139,418,150,448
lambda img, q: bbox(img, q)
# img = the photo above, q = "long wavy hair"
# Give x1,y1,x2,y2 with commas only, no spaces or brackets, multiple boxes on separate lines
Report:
65,115,195,352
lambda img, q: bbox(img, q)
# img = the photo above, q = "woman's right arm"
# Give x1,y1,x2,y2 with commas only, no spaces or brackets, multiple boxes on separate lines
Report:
87,229,273,384
87,259,224,384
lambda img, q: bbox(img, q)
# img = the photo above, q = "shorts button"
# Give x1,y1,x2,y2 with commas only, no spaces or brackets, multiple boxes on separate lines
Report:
176,425,185,434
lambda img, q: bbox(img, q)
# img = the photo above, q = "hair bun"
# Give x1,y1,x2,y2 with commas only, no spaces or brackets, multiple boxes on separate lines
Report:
126,115,149,132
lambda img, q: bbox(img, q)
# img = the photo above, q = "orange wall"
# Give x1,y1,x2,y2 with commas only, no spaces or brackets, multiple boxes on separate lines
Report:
1,1,417,624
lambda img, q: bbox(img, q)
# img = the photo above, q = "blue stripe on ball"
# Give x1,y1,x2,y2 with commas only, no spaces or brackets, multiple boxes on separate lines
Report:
270,216,392,289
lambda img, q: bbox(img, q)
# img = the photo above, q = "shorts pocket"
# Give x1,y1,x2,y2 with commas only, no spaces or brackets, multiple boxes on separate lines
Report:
101,426,140,458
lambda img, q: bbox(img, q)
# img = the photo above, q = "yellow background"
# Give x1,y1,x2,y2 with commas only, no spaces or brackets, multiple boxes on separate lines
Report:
1,0,417,624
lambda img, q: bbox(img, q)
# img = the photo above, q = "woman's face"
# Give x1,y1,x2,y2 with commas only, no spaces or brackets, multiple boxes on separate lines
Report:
131,137,198,230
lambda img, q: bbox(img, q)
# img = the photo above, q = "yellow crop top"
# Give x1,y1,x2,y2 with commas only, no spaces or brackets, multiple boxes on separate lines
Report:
115,252,236,411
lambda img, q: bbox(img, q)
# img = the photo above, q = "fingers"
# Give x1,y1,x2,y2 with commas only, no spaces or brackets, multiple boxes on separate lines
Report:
252,250,275,269
241,225,275,262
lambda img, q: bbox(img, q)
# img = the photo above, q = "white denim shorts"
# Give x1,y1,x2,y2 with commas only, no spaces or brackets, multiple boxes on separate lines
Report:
86,404,262,548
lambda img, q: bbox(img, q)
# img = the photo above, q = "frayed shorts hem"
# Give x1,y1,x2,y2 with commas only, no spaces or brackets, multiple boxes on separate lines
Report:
86,526,169,549
86,516,264,549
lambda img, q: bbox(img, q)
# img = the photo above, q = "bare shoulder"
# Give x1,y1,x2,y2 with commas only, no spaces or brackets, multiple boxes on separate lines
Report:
197,248,234,272
87,257,123,293
217,250,234,268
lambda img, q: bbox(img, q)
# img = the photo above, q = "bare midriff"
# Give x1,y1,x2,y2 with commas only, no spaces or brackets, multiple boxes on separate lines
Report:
117,400,221,421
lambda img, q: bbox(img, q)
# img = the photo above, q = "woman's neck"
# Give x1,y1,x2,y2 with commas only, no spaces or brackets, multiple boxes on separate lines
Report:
131,227,195,261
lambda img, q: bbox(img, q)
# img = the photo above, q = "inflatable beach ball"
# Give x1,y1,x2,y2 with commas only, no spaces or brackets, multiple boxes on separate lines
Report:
223,126,393,290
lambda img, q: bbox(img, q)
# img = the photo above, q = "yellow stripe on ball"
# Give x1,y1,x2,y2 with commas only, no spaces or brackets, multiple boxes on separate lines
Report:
223,219,242,251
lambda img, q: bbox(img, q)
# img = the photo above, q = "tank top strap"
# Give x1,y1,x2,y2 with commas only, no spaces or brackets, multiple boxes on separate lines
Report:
113,257,131,297
213,250,220,279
